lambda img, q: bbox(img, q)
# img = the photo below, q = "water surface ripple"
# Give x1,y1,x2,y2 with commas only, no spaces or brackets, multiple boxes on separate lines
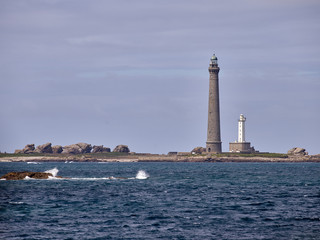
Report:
1,162,319,239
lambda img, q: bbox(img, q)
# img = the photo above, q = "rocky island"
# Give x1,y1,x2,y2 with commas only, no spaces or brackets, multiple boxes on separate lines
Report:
0,143,319,163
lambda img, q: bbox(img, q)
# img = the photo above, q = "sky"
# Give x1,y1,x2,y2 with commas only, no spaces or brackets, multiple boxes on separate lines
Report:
0,0,319,155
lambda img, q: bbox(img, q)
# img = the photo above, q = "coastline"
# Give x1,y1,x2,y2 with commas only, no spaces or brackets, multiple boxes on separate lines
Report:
1,153,319,163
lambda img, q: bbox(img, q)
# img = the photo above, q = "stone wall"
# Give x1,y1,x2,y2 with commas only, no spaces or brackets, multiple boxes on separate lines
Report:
229,142,251,153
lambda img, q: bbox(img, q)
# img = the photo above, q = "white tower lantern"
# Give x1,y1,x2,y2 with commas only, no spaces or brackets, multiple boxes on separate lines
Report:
238,114,246,142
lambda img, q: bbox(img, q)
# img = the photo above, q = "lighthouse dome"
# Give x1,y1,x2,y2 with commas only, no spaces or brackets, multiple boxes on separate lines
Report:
211,54,218,60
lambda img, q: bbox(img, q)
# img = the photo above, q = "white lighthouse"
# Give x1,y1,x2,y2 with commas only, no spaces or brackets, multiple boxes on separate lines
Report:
229,114,254,153
238,114,246,142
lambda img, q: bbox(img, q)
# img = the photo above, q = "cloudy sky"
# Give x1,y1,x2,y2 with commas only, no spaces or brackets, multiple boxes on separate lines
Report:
1,0,319,154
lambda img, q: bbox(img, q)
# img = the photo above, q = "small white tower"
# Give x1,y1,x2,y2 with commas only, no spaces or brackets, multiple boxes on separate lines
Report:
229,114,253,153
238,114,246,142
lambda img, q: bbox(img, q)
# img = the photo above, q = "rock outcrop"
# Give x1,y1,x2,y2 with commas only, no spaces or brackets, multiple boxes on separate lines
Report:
1,171,54,180
52,145,63,154
14,144,35,154
62,143,92,154
92,145,111,153
62,144,82,154
288,147,308,155
113,145,130,153
77,143,92,153
191,147,206,154
35,143,53,153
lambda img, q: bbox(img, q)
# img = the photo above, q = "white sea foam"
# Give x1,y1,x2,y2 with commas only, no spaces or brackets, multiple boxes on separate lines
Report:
71,176,131,181
71,177,111,181
45,167,59,177
10,201,25,205
48,176,64,180
70,172,150,181
27,162,41,164
135,170,149,179
24,176,32,180
45,169,150,181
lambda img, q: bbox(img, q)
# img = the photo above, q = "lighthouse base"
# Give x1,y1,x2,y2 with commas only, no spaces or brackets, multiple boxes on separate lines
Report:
206,141,222,153
229,142,254,153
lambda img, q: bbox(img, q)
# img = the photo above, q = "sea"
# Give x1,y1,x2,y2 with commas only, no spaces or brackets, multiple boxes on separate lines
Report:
0,162,319,240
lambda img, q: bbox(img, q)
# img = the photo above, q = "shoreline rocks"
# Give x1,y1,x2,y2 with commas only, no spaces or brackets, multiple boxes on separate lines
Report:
288,147,308,156
52,145,63,154
92,145,111,153
0,171,59,180
62,143,92,154
113,145,130,153
35,143,53,153
15,144,35,154
11,143,132,155
191,147,206,154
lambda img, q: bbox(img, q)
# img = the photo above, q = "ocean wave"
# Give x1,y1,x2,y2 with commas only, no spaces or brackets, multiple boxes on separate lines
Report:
69,170,150,181
13,168,150,181
136,170,149,179
45,167,59,177
70,177,112,181
9,201,25,205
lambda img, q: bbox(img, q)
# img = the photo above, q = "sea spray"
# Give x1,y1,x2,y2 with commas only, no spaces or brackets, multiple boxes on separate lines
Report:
71,177,111,181
39,168,149,181
45,167,59,177
135,170,149,179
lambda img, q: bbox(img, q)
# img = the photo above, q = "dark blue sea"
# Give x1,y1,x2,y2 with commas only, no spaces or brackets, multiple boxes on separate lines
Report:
1,162,320,239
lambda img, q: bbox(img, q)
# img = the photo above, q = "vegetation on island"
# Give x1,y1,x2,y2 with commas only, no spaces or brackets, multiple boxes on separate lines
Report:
206,152,289,158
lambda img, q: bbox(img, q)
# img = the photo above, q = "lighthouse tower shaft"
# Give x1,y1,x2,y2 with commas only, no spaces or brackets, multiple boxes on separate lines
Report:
238,114,246,142
206,55,222,153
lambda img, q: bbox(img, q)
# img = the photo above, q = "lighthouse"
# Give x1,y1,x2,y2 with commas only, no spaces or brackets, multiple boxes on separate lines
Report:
206,54,222,153
229,114,254,153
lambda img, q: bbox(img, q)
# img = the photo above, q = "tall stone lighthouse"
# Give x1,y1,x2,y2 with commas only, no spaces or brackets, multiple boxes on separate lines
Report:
206,54,222,153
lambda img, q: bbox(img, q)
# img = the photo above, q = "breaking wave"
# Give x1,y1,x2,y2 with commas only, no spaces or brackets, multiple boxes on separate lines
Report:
17,168,149,181
45,167,59,177
135,170,149,179
71,170,150,181
71,177,114,181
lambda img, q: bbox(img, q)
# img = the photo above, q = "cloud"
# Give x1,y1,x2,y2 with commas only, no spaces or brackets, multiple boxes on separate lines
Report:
0,0,320,154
